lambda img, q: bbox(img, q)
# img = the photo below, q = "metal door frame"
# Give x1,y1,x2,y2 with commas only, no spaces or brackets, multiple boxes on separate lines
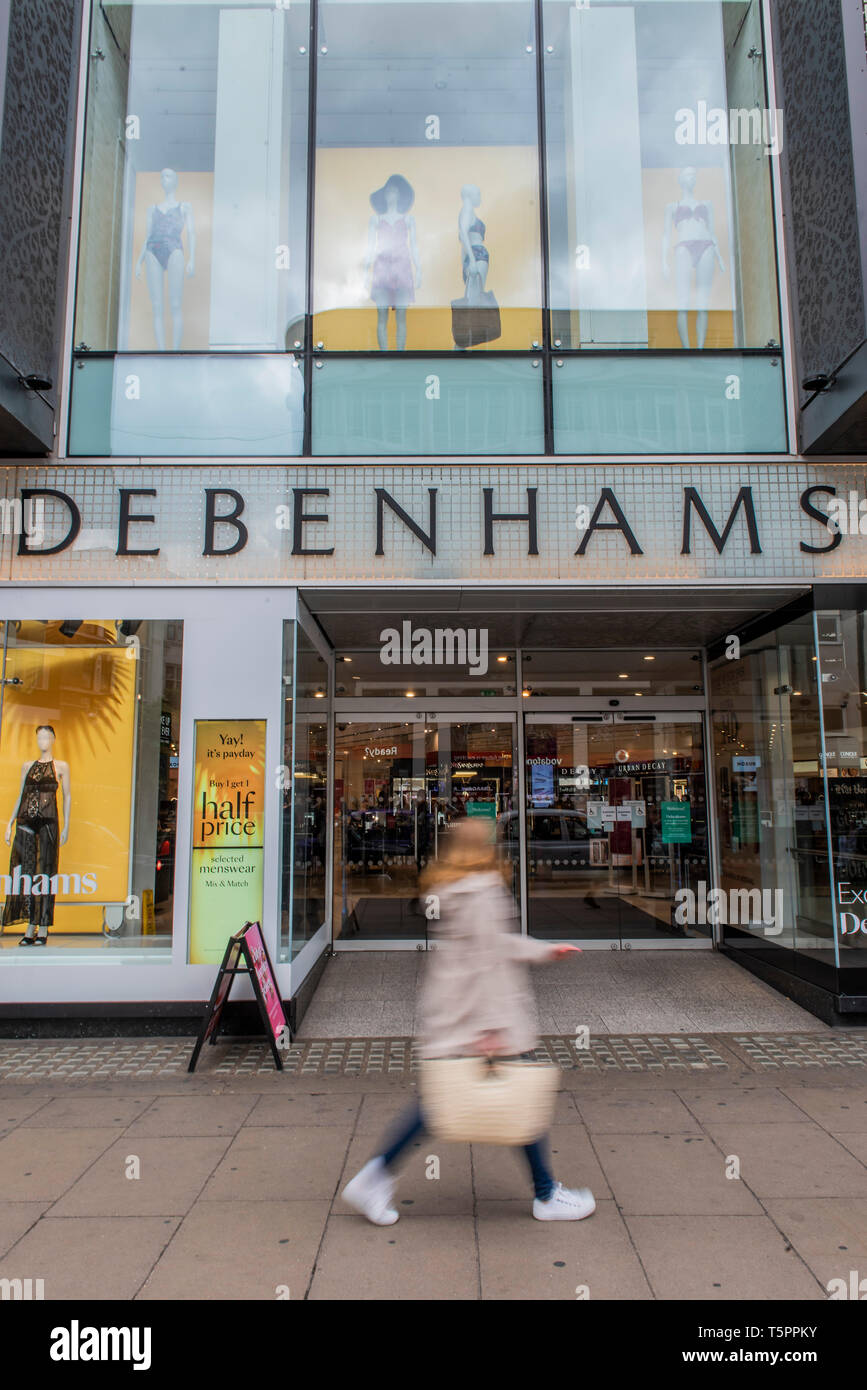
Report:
522,709,713,950
330,708,519,951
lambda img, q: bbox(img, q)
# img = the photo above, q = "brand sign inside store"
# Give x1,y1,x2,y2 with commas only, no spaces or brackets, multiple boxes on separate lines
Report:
6,466,867,584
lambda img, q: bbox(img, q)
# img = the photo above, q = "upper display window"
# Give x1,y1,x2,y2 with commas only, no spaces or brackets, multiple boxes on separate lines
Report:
543,0,781,351
312,0,543,351
75,0,310,354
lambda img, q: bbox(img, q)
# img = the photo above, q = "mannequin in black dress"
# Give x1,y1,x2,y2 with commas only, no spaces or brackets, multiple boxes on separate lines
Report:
4,726,71,944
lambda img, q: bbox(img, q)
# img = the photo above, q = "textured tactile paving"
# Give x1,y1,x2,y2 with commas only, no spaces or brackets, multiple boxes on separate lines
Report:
0,1032,864,1079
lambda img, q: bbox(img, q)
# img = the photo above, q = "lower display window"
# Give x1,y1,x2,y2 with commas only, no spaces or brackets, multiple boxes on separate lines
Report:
0,619,182,961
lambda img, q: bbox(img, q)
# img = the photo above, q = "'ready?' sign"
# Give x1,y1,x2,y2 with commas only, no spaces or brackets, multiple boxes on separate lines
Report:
189,719,266,965
188,921,289,1072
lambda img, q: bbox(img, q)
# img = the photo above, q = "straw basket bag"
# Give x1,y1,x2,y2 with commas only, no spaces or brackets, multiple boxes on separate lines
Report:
419,1056,559,1145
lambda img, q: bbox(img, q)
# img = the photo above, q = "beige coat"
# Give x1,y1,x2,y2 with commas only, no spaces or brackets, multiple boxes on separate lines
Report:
416,870,553,1059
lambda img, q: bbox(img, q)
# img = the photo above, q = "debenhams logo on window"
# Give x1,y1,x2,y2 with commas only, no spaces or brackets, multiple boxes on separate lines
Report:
0,868,98,897
379,622,489,676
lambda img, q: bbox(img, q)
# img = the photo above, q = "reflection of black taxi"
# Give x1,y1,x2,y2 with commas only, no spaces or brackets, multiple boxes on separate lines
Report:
497,809,607,872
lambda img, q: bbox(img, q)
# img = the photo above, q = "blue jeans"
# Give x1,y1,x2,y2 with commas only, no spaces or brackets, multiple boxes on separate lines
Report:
378,1096,556,1203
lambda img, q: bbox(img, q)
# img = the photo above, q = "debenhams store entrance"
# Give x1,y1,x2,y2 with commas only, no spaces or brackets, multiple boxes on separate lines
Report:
315,595,715,950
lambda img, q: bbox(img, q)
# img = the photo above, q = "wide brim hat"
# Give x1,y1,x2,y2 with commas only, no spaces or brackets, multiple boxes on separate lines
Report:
370,174,415,214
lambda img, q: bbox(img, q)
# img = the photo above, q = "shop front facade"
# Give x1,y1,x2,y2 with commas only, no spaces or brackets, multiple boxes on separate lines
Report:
1,463,867,1028
1,0,866,1028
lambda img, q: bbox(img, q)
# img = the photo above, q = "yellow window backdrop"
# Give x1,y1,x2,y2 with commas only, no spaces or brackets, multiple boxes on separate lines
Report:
0,642,137,934
313,146,542,351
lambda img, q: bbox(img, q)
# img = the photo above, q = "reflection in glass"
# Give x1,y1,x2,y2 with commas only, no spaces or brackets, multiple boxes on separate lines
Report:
313,0,541,350
75,0,310,354
332,719,516,941
710,617,836,975
312,356,544,455
523,716,709,942
543,0,780,351
281,622,329,961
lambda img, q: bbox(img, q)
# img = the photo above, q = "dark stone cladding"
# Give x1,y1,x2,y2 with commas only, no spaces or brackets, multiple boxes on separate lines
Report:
0,0,78,431
770,0,866,405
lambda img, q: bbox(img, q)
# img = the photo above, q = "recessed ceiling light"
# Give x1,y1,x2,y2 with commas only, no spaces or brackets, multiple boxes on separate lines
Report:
618,673,629,679
522,689,530,697
497,655,508,663
643,655,655,662
405,691,415,698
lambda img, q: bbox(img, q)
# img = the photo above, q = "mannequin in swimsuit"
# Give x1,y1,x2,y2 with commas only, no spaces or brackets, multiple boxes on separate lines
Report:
458,184,490,305
4,726,71,944
662,167,725,349
365,175,421,351
135,168,196,350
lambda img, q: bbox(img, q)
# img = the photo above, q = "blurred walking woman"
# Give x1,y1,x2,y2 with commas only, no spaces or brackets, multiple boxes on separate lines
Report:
341,818,596,1225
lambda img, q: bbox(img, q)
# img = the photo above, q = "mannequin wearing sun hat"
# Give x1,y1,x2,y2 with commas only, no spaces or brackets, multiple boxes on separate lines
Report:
364,174,422,350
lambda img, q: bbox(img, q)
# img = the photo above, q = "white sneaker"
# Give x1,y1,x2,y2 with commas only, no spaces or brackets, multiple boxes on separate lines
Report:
341,1157,399,1226
532,1182,596,1221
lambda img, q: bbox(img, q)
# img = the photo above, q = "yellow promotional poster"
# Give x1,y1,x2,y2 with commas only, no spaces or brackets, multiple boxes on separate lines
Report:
313,146,542,350
0,641,137,935
189,719,266,966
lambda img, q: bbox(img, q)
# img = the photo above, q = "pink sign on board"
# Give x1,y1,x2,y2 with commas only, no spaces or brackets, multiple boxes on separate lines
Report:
242,921,287,1042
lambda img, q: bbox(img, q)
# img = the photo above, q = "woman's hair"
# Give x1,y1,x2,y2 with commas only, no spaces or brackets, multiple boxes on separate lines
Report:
35,725,56,738
418,815,503,893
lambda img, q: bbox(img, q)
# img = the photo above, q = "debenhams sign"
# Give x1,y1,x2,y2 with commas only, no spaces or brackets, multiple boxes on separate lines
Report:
3,463,866,583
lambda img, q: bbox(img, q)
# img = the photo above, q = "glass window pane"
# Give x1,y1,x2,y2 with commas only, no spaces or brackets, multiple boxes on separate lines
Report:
312,355,544,454
543,0,781,350
523,715,709,941
313,0,542,351
0,619,182,961
552,353,787,453
710,616,836,982
75,0,310,353
522,650,704,698
817,608,867,991
333,717,517,943
69,355,304,456
336,649,516,698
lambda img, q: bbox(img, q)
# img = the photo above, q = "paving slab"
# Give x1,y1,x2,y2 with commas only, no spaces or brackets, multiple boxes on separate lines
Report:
0,1216,180,1300
0,1097,52,1133
0,1200,52,1259
575,1090,702,1134
625,1215,824,1300
0,1126,125,1200
477,1198,653,1300
699,1122,867,1199
138,1200,330,1301
18,1096,153,1129
247,1093,362,1127
780,1086,867,1130
123,1094,258,1137
676,1084,812,1125
202,1125,351,1202
309,1213,478,1300
595,1133,763,1215
51,1136,233,1217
